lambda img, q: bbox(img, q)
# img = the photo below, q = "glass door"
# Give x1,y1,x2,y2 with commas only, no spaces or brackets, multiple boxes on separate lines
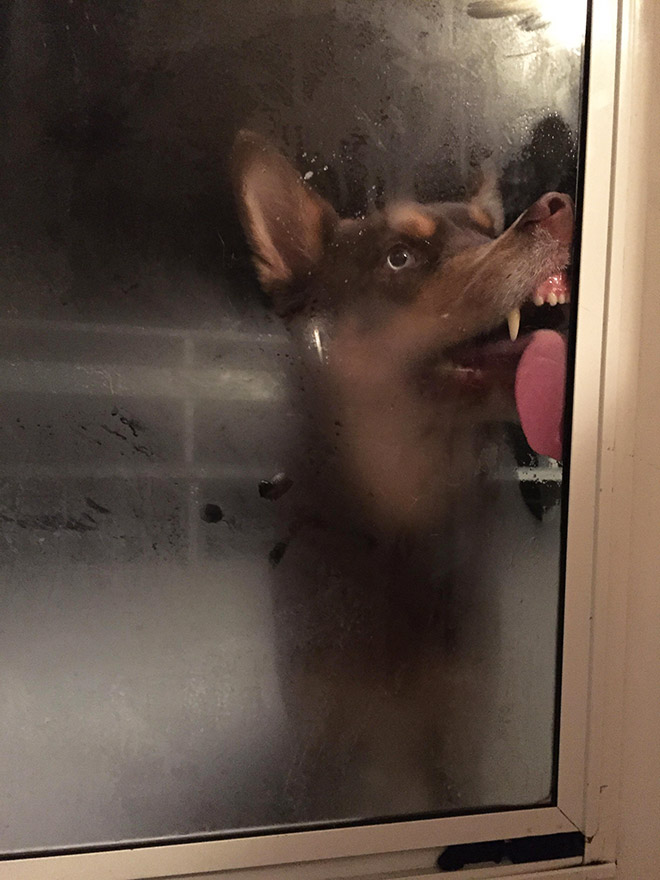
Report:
0,0,591,857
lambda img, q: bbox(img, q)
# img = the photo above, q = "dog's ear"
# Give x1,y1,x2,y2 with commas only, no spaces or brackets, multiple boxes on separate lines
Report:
232,130,336,302
468,161,504,236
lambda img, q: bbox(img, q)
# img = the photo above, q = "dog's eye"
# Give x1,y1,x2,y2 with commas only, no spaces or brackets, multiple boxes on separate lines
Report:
386,247,415,271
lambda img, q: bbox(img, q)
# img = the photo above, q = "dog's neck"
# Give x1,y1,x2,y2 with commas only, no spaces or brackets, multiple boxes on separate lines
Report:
280,314,509,540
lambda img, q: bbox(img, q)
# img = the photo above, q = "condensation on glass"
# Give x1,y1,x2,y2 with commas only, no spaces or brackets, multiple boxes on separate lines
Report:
0,0,588,853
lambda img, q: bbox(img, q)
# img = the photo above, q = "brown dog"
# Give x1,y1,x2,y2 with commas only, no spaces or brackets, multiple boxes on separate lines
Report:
232,130,573,819
233,131,572,529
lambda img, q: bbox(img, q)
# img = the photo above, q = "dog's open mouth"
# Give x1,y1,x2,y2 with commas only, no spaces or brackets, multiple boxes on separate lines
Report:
446,270,571,461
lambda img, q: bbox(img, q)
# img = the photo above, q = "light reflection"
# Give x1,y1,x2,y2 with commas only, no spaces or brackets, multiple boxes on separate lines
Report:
537,0,587,51
467,0,587,52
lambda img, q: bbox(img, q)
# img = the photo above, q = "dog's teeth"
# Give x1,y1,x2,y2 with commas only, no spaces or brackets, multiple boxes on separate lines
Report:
547,292,558,306
557,293,566,304
312,325,324,362
507,308,521,342
533,294,545,306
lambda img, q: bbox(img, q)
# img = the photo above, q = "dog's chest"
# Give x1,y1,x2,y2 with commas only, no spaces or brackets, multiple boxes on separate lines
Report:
294,320,485,531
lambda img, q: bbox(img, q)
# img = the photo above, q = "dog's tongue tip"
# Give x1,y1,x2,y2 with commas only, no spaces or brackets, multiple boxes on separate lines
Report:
515,329,566,461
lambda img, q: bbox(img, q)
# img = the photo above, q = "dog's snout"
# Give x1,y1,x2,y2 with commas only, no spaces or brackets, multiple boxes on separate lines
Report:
518,192,574,246
546,194,571,216
520,192,572,225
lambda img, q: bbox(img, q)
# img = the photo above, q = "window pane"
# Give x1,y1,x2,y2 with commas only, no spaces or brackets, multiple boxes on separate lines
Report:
0,0,587,852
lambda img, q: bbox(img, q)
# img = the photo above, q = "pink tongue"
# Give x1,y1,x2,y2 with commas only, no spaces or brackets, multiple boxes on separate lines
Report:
514,329,567,461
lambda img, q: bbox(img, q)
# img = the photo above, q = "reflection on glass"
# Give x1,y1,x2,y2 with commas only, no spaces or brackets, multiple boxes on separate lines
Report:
0,0,587,853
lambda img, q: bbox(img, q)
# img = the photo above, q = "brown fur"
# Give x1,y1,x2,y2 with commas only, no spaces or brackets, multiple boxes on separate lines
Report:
232,130,573,816
233,130,572,532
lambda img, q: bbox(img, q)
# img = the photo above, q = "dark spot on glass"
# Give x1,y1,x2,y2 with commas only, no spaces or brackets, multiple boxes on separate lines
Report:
201,503,223,523
269,540,289,567
86,497,111,515
258,472,293,500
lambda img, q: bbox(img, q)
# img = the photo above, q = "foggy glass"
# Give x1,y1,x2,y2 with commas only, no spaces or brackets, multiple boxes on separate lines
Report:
0,0,587,853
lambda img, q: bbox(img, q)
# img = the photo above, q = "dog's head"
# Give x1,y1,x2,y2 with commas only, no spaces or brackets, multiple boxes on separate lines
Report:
232,130,572,349
232,131,573,528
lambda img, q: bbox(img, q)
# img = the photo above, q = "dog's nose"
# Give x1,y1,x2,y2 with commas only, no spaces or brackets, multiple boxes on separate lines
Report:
518,192,574,245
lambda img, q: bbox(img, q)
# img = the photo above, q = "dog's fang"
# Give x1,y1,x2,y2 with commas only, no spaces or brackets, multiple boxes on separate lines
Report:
313,325,324,363
507,308,521,342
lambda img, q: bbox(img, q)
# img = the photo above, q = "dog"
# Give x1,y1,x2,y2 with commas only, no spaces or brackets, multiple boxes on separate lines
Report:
232,130,573,819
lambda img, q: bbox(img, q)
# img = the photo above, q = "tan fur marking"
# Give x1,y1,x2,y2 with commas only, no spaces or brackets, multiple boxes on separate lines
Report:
468,204,494,232
387,203,436,240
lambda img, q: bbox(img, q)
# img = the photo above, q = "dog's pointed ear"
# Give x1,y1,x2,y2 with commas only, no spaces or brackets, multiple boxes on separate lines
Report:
232,130,336,301
468,160,504,236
